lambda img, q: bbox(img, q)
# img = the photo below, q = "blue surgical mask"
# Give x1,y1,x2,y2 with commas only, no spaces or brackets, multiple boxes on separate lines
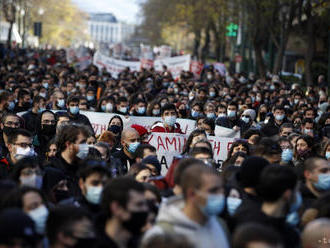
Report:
191,110,199,118
164,116,177,126
87,95,94,101
241,116,250,124
76,143,89,159
69,106,79,115
101,105,106,112
119,106,127,113
304,128,313,134
152,109,160,115
206,113,216,119
314,174,330,191
209,92,216,97
226,197,242,216
38,107,46,113
128,142,140,154
28,205,49,234
42,83,49,89
8,101,15,110
57,99,65,108
137,107,146,114
281,149,293,162
275,114,285,121
326,152,330,160
199,193,225,217
86,186,103,204
218,113,226,118
227,110,236,118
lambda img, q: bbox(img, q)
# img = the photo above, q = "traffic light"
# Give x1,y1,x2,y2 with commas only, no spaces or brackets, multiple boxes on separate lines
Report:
34,22,42,37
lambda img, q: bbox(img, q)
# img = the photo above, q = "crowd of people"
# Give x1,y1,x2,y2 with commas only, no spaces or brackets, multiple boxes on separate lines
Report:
0,47,329,248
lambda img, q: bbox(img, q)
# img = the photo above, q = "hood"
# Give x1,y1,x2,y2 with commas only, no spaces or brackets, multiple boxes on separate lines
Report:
156,196,200,231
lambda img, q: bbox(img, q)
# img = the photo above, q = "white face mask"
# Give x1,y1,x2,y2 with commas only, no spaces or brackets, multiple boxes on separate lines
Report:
28,205,49,234
20,174,43,189
15,147,36,160
76,144,89,160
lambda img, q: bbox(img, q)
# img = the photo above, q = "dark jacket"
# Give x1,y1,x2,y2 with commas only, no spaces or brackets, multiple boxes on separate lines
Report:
49,155,81,197
21,110,39,134
215,117,249,134
300,183,318,212
112,149,136,175
233,204,300,248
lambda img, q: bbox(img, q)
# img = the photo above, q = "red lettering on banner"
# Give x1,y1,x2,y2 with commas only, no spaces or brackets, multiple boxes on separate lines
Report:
213,141,221,156
92,123,98,133
165,137,177,151
157,136,166,150
227,142,233,151
100,124,107,133
183,137,187,150
147,134,154,144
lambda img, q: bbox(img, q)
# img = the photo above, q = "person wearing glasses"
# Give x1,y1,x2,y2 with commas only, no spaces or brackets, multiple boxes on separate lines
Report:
0,113,21,158
0,128,34,179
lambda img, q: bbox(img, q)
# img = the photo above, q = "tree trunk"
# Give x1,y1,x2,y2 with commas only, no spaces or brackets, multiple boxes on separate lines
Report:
304,16,315,85
7,21,13,48
273,35,288,74
201,25,211,63
254,41,266,78
193,30,201,60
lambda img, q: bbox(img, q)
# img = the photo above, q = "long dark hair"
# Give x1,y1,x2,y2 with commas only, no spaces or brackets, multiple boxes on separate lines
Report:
181,129,207,155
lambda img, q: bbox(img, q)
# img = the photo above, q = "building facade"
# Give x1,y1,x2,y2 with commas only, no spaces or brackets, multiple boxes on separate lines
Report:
87,13,135,45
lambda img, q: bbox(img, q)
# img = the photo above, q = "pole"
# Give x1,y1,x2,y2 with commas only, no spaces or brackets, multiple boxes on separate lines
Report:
328,28,330,88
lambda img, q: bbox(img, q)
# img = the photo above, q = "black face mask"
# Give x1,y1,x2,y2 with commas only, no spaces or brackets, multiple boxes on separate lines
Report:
179,109,187,117
41,124,56,136
54,189,70,203
108,125,121,134
259,112,266,121
122,210,148,235
23,101,31,109
72,237,97,248
2,126,16,136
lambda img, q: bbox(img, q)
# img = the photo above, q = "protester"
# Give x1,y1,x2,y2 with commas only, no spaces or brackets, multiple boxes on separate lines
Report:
144,164,230,248
96,177,148,248
0,46,329,248
46,205,96,248
151,103,183,133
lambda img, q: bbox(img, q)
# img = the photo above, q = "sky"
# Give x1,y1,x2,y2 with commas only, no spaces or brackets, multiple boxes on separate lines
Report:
72,0,141,24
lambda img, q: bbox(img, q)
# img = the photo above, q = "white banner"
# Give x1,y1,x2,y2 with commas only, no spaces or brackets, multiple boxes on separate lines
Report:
93,52,141,78
215,125,240,138
148,133,234,174
79,111,197,135
154,54,191,78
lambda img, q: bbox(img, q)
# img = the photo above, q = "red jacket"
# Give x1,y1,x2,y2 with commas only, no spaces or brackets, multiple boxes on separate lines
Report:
150,122,183,134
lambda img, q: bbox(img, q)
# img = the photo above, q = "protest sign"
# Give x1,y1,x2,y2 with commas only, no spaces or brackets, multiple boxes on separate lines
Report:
190,60,203,78
66,46,92,70
154,54,191,78
215,125,240,138
213,62,227,76
148,133,234,174
93,52,141,78
79,111,197,135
